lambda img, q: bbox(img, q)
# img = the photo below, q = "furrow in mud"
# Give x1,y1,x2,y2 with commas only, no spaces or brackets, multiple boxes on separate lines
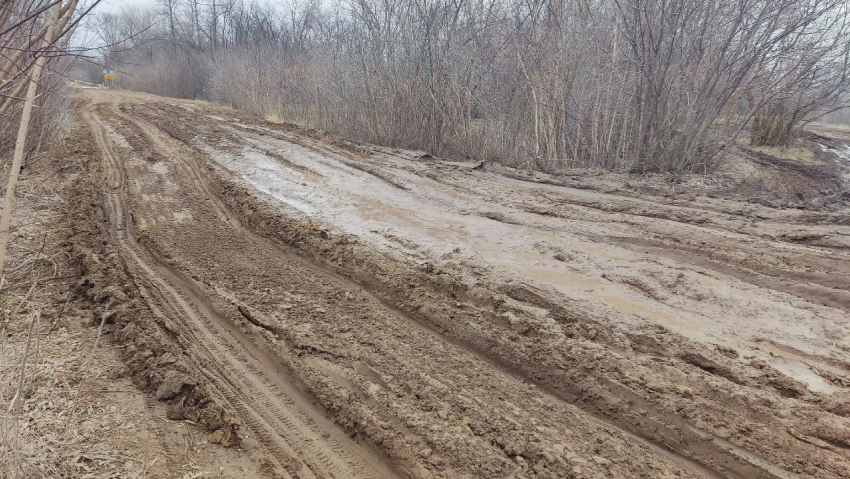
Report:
608,235,850,312
77,90,850,479
117,103,808,479
84,104,399,479
120,109,755,479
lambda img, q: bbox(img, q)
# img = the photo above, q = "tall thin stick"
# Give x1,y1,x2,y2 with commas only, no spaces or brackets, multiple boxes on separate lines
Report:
1,328,6,371
63,310,108,434
0,1,63,282
9,313,38,415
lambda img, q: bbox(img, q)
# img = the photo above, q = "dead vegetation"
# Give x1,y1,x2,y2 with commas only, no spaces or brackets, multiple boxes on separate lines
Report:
0,4,120,472
0,140,145,478
90,0,850,173
0,0,86,165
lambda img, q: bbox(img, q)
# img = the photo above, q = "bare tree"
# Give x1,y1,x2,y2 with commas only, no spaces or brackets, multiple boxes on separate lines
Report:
95,0,850,172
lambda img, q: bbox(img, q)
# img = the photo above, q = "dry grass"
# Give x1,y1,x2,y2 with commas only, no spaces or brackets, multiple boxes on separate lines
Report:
808,121,850,131
0,155,150,478
263,111,284,124
734,136,821,165
0,317,150,478
748,144,821,165
809,122,850,141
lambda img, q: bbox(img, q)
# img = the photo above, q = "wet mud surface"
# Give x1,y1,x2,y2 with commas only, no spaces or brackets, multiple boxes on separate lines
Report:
71,89,850,478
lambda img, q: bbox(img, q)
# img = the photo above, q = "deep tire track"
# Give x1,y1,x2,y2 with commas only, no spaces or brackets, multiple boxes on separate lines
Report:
79,91,848,479
118,101,799,479
84,101,400,479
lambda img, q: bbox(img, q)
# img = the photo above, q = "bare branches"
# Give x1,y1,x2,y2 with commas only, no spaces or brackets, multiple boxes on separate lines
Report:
95,0,850,172
0,1,66,283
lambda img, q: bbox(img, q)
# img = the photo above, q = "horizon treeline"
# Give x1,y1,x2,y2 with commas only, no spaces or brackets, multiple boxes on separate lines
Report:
91,0,850,172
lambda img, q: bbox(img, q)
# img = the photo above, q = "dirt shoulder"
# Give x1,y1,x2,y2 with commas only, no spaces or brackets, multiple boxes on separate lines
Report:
0,99,272,478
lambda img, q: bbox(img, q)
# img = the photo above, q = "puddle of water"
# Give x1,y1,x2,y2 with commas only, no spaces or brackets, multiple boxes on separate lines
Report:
532,231,632,261
210,131,850,378
243,137,327,185
745,341,839,394
220,135,690,330
355,195,416,223
204,144,337,216
350,194,470,246
517,266,606,291
417,178,469,201
245,175,319,215
508,257,687,328
598,294,685,326
297,168,325,185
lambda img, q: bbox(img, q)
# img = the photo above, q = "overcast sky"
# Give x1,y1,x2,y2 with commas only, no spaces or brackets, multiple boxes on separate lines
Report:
92,0,152,16
76,0,286,50
74,0,152,49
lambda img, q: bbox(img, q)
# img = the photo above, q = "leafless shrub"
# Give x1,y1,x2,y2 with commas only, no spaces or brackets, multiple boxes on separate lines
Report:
95,0,850,173
748,1,850,146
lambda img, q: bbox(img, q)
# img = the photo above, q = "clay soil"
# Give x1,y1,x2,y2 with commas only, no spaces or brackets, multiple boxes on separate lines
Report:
3,87,850,478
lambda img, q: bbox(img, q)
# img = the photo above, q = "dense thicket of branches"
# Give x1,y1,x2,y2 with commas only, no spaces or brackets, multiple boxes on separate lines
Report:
96,0,850,172
0,0,91,159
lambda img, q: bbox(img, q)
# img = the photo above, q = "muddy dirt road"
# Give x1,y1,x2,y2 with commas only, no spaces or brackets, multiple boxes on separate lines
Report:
73,88,850,478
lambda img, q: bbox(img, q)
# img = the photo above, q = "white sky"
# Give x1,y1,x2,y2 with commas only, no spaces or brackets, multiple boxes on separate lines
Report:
75,0,287,49
73,0,153,49
92,0,152,16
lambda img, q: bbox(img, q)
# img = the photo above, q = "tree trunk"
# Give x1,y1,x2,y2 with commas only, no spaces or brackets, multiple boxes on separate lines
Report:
0,1,63,282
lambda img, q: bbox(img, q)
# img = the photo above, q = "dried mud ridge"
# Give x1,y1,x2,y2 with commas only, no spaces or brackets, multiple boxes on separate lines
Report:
67,108,243,448
67,90,850,478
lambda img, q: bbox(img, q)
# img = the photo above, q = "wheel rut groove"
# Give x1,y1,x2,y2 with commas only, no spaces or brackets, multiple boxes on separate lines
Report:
84,102,400,479
75,91,844,479
128,106,793,479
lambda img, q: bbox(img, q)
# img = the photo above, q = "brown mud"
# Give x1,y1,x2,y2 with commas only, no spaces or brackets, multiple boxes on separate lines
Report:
57,88,850,478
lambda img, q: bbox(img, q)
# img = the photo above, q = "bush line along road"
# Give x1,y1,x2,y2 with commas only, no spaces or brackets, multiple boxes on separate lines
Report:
42,88,846,478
